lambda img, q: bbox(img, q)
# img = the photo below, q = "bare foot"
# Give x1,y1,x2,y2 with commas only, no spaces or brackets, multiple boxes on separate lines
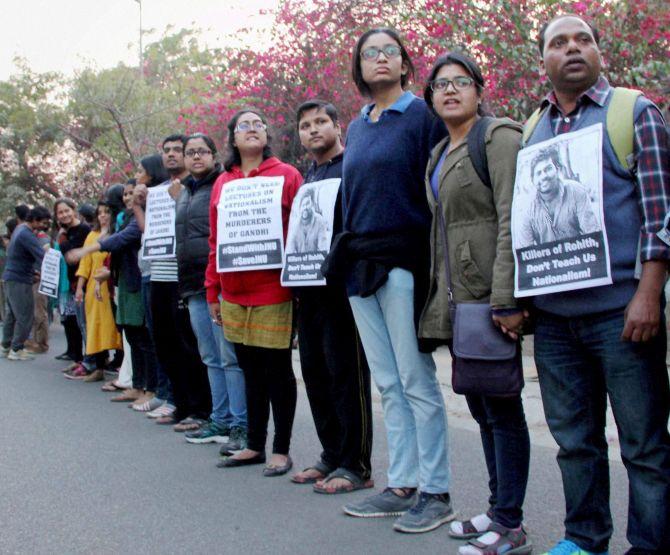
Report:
316,477,354,491
294,467,326,483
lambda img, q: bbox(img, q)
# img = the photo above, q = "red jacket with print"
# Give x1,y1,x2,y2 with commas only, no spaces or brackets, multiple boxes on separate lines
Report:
205,157,302,306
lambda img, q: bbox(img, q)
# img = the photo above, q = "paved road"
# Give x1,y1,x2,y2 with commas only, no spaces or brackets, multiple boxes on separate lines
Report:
0,326,631,554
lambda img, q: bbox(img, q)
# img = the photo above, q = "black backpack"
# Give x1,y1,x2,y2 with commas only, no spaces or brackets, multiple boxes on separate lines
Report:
466,116,494,189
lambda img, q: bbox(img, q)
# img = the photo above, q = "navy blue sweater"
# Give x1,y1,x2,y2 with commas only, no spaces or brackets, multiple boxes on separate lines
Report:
342,93,446,238
2,224,45,283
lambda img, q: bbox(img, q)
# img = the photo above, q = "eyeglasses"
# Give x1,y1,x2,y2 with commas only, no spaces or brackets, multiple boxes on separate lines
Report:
163,146,183,154
361,45,402,61
430,76,476,92
235,120,267,133
184,148,212,158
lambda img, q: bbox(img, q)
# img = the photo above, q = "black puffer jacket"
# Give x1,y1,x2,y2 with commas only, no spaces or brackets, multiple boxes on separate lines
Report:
175,164,222,298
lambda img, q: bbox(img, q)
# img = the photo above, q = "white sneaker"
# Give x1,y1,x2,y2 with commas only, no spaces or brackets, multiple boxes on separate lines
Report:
1,346,10,357
146,403,176,418
7,349,35,361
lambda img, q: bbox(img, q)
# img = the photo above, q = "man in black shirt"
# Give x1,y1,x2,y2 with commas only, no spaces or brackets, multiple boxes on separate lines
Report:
290,100,373,493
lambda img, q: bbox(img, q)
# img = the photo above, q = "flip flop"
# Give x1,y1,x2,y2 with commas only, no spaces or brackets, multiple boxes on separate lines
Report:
313,468,374,494
101,380,127,392
291,461,333,484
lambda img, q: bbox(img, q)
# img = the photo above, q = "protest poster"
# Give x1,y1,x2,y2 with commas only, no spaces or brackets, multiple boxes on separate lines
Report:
141,183,176,259
511,123,612,297
281,178,340,286
38,248,61,298
216,176,285,272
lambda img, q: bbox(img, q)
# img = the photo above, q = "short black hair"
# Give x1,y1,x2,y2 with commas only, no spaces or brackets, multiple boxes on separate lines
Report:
14,204,30,221
162,134,187,148
531,147,562,179
296,100,339,128
184,133,218,156
28,206,51,222
352,28,415,97
78,203,96,224
223,109,273,172
140,154,170,186
424,50,486,117
5,218,18,235
538,14,600,55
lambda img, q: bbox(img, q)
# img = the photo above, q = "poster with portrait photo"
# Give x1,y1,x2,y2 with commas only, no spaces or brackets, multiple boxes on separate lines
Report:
216,176,285,272
281,178,340,286
511,123,612,297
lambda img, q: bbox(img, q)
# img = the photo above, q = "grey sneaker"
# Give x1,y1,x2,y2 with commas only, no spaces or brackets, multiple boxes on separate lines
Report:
343,488,417,518
184,421,230,444
7,349,35,361
1,346,10,357
218,426,247,455
392,492,455,533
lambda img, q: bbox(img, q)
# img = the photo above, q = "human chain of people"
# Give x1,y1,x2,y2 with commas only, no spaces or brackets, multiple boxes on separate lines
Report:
1,13,669,555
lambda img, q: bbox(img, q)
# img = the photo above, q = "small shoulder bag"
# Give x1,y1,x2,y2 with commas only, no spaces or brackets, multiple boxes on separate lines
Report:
435,194,523,396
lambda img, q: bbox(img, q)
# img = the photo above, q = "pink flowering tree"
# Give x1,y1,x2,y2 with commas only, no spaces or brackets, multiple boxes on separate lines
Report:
184,0,669,167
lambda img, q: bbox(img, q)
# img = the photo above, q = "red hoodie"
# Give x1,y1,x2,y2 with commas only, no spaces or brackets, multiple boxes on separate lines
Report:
205,157,302,306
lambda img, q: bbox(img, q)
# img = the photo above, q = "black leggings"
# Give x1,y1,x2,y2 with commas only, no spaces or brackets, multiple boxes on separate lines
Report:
62,315,83,362
234,344,296,455
123,324,159,392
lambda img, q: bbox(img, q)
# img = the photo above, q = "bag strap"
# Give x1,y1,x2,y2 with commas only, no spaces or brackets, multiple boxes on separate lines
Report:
435,196,455,309
522,107,545,146
466,116,494,189
607,87,641,171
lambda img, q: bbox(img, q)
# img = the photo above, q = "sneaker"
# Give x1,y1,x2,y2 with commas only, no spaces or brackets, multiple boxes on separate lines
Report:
7,349,35,361
393,492,455,533
83,369,105,382
343,488,417,518
147,403,176,419
218,427,248,455
184,421,231,444
1,346,11,357
64,364,88,379
542,540,609,555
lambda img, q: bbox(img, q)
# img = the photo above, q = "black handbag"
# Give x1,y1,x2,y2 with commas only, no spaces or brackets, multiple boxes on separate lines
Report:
436,193,523,397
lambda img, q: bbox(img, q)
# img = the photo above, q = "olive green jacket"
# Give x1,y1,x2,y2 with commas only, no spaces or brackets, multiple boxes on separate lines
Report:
418,118,522,341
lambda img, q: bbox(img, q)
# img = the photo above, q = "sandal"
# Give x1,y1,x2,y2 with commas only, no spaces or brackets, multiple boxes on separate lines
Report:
449,512,494,539
312,467,374,494
101,380,127,392
291,461,333,484
459,523,532,555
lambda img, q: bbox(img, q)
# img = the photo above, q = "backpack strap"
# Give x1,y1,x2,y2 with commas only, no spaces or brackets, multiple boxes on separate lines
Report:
522,106,545,147
607,87,642,171
467,116,494,189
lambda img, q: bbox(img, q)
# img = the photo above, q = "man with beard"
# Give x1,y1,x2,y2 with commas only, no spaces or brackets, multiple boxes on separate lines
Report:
287,187,330,254
289,100,373,494
517,146,599,248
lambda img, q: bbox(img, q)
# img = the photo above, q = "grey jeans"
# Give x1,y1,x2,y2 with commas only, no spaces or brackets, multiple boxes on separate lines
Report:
2,281,35,351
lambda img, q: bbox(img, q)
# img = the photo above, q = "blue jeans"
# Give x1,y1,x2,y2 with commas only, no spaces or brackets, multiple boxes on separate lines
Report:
74,300,97,371
186,293,246,428
142,278,172,403
535,307,670,553
349,268,450,493
465,394,529,529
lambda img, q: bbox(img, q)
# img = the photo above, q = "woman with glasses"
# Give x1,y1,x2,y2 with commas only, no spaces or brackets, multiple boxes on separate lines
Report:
205,109,302,476
325,28,452,534
419,51,531,554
